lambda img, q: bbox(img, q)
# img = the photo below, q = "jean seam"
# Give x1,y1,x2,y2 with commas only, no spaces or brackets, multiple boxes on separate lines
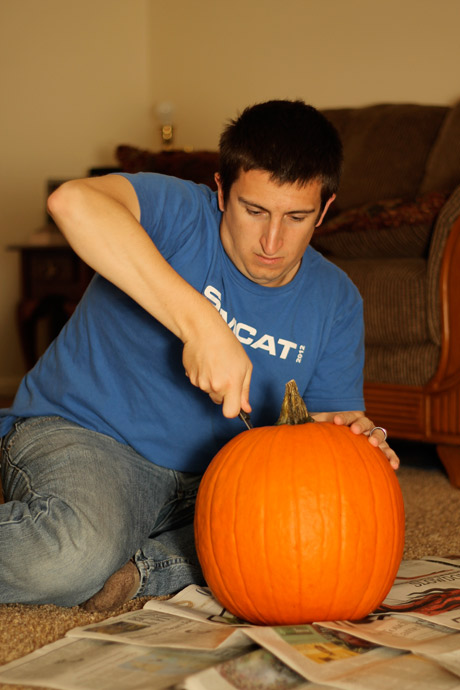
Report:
4,417,127,461
134,551,201,595
0,453,54,525
137,551,195,569
0,497,54,526
1,445,51,508
135,556,152,597
3,416,70,456
155,557,194,569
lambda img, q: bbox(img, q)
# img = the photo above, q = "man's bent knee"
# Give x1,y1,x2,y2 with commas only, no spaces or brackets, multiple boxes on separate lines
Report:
0,500,131,606
1,539,130,607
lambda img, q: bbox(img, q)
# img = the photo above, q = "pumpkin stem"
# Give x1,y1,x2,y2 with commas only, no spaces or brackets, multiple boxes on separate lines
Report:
275,380,315,425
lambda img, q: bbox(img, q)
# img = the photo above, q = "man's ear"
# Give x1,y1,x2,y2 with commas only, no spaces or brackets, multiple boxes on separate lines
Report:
315,194,336,227
214,173,225,212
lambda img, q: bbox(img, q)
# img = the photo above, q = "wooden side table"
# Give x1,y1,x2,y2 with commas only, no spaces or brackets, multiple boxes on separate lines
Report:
9,229,93,369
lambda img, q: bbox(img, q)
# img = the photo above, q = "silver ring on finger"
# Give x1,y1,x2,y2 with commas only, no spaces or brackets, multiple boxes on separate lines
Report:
369,426,387,442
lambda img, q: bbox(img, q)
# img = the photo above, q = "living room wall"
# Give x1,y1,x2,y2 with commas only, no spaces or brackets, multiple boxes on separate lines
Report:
0,0,154,395
1,0,459,396
149,0,460,149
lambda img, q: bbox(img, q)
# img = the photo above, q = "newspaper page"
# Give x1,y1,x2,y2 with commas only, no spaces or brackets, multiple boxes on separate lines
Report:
375,557,460,630
323,615,460,675
66,608,251,650
312,653,460,690
0,636,247,690
176,647,340,690
143,585,251,626
246,625,460,690
245,624,398,680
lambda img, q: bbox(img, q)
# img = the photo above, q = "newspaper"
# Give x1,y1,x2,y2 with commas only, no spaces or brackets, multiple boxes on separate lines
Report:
2,558,460,690
375,557,460,630
181,650,460,690
177,648,333,690
143,588,405,686
66,608,250,650
0,637,248,690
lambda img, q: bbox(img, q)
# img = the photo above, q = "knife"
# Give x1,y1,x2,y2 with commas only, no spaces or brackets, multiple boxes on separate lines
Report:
238,410,253,430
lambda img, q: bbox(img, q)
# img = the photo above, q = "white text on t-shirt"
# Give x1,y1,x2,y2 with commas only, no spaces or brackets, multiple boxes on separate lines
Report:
204,285,305,362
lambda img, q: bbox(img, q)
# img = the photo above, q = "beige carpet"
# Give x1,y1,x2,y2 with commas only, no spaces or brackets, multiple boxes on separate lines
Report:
1,440,459,690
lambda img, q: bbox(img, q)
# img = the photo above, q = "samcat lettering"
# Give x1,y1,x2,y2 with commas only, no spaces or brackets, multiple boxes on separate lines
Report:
204,285,305,363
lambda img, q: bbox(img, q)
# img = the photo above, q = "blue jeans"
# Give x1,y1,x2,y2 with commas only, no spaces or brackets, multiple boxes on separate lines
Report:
0,416,205,606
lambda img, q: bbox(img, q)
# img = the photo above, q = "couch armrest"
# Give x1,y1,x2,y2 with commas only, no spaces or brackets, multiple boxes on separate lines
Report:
426,184,460,346
428,212,460,391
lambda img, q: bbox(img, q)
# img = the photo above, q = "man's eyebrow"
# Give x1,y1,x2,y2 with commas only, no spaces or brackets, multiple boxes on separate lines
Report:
238,196,268,211
238,196,315,214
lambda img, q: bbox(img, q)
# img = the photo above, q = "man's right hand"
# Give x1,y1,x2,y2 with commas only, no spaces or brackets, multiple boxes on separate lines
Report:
182,312,253,419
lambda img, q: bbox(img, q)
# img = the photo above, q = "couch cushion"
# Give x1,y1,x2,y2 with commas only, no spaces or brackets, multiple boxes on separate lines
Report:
322,104,448,212
331,257,429,346
364,343,440,386
320,108,352,142
420,102,460,194
312,191,446,259
115,146,219,188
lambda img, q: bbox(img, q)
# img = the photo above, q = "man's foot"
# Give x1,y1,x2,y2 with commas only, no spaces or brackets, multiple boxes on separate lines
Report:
80,560,140,612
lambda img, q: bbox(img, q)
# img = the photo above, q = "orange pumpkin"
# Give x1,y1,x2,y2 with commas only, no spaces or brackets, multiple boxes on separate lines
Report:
194,380,405,625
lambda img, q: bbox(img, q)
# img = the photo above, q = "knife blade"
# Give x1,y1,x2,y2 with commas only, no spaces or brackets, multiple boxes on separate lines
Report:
238,410,253,430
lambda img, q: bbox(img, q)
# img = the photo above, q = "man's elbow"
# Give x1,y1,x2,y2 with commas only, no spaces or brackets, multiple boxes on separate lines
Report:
47,179,86,228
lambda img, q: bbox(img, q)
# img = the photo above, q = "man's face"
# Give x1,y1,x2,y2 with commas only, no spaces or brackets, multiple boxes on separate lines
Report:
216,169,335,287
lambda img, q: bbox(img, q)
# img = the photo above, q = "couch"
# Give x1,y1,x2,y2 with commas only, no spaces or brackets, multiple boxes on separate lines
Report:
116,101,460,485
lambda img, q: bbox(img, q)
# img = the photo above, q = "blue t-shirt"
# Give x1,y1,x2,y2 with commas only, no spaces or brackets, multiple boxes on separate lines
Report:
0,173,364,473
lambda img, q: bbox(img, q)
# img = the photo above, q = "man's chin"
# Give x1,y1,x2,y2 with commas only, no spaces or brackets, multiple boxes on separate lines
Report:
246,268,289,288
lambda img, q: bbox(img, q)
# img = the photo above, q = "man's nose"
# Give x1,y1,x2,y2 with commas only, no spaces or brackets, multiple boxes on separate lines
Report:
261,220,283,255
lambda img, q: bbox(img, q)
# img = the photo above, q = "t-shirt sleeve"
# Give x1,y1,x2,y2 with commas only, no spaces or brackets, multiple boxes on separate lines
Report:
116,172,213,260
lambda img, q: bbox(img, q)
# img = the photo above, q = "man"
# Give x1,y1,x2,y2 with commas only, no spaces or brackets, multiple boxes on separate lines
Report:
0,100,397,609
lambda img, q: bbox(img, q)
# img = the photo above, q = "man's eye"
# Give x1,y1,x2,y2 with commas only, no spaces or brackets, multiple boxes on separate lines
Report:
247,208,262,216
290,215,306,222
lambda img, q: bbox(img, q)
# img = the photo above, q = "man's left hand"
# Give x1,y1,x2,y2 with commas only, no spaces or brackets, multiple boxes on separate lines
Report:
311,410,400,470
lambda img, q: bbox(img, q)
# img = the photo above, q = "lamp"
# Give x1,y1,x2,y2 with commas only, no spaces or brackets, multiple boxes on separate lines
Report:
156,101,175,149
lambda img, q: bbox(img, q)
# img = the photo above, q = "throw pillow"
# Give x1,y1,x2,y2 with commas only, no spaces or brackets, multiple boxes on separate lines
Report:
115,145,219,189
311,191,447,259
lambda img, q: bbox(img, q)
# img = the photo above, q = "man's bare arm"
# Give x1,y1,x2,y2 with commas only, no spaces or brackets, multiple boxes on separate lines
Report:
47,175,252,418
